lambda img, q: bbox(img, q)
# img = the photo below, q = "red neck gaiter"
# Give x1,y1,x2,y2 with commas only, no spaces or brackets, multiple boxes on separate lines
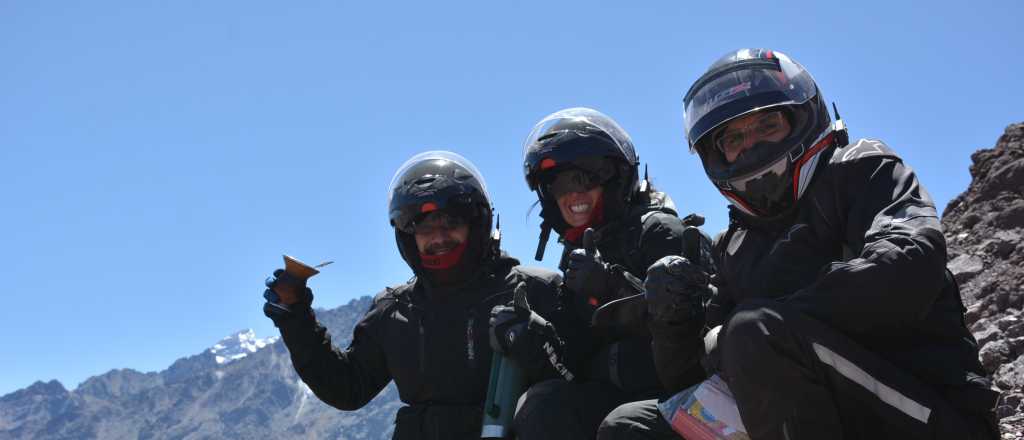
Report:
564,195,605,245
419,241,469,270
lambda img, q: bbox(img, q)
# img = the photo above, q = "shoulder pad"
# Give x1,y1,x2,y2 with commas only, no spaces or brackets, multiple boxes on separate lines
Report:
647,191,679,216
712,228,730,247
510,265,562,286
640,210,682,229
630,191,679,221
829,139,901,165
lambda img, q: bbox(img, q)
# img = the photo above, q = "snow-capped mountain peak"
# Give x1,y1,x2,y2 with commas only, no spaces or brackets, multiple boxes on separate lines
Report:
208,329,278,365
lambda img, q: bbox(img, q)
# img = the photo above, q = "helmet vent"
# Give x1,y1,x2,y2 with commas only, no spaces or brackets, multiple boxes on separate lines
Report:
537,132,561,143
414,176,437,185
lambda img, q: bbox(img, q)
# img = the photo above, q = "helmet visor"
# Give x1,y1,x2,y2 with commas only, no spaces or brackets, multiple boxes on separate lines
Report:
712,110,789,158
684,51,818,149
522,107,636,166
387,150,490,231
387,150,489,206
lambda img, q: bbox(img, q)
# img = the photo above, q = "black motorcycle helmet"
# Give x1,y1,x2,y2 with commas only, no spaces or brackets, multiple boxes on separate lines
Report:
522,107,640,259
387,151,496,276
684,48,843,218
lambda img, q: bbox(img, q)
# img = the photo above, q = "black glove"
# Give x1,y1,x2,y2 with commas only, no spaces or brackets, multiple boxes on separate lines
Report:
644,255,710,325
263,269,314,324
565,228,617,303
490,282,576,382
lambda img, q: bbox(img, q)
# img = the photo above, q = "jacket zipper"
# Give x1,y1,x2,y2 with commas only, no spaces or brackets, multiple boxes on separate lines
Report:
418,316,426,375
466,314,476,368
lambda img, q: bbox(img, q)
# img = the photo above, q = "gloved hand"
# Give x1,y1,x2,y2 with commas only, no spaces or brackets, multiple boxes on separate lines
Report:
490,282,575,382
644,255,711,325
565,228,615,303
263,269,314,323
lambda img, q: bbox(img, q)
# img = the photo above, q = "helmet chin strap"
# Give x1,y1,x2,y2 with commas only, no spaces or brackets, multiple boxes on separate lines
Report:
534,222,552,261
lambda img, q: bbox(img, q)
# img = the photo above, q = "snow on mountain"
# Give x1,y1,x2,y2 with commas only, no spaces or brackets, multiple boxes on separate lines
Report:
208,329,279,365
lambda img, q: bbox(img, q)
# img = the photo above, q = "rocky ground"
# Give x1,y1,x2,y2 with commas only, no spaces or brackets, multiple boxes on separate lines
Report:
942,122,1024,438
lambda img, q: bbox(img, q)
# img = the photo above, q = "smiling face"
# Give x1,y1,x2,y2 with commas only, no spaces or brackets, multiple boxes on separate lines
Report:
556,186,603,228
412,211,470,255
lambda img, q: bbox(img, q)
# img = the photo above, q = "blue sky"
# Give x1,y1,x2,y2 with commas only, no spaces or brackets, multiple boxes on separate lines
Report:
1,0,1021,395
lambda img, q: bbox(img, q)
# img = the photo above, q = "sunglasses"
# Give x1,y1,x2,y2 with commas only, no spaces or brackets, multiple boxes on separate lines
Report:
545,168,603,197
410,211,468,236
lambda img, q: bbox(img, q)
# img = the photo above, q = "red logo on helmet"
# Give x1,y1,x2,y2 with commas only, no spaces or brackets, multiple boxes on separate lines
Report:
713,81,753,104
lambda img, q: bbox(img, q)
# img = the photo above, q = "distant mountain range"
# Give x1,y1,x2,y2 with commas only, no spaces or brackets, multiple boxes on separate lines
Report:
0,296,401,440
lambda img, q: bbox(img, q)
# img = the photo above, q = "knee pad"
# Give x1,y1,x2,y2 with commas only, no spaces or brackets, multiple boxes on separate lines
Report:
721,300,790,371
514,380,571,424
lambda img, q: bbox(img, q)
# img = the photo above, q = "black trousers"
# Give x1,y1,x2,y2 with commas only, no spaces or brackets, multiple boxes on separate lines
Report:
513,379,645,440
392,404,484,440
598,300,997,440
598,399,676,440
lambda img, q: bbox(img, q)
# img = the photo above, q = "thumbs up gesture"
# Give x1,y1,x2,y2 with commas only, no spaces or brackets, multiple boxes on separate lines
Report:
489,282,533,355
643,255,711,324
489,282,576,382
565,228,615,304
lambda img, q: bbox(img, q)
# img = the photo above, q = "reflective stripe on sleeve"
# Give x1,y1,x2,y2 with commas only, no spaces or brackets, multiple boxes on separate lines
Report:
812,342,931,424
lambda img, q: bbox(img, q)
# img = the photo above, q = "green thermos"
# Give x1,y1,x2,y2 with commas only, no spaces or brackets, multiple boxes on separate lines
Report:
481,283,530,439
480,352,526,438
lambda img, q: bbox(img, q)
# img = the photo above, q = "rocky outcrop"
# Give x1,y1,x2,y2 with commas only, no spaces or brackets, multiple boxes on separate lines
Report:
943,122,1024,438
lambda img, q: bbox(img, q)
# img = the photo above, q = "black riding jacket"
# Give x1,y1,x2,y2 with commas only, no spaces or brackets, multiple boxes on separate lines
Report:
274,254,570,440
559,190,709,395
653,139,986,393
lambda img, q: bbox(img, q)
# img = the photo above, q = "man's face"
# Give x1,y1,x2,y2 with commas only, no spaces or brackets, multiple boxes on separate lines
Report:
413,210,470,255
713,109,792,163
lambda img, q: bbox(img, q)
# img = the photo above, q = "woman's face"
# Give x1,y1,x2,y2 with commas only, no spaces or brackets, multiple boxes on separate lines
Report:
556,186,603,228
